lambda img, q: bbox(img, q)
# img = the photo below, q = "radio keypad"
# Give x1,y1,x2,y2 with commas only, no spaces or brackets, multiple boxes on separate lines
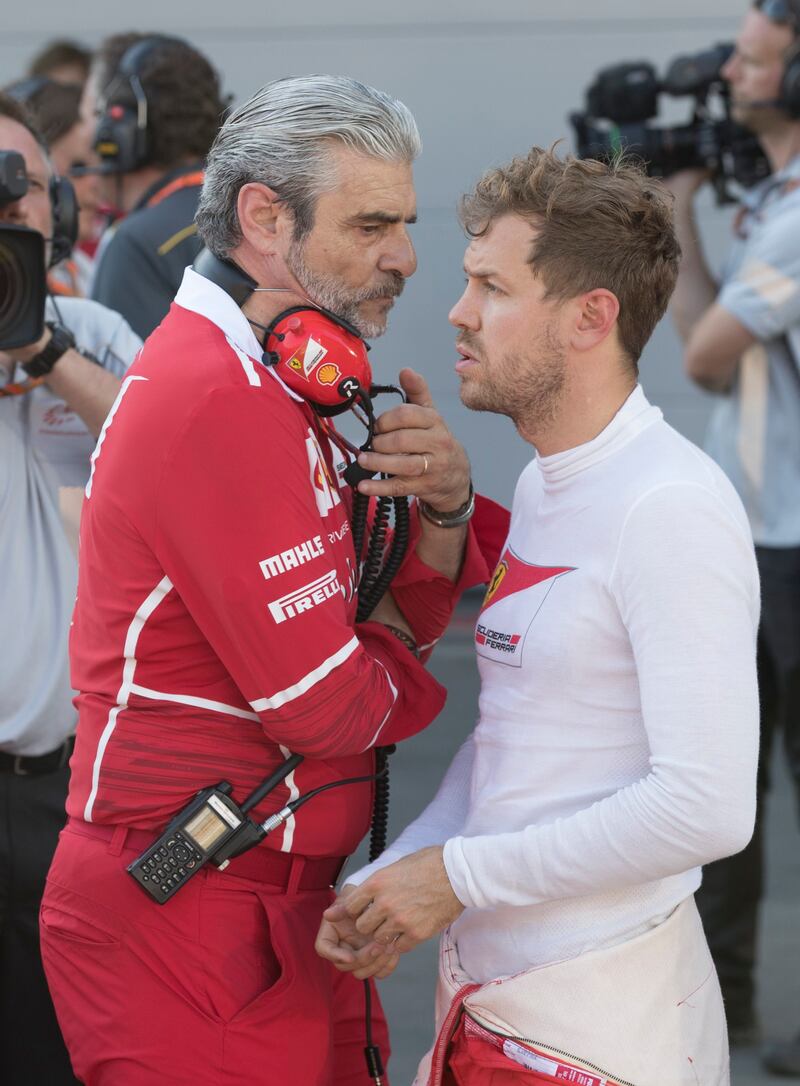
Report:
132,830,205,902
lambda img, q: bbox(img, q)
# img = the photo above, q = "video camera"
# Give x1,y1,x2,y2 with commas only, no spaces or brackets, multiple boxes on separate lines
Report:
571,44,771,204
0,150,47,350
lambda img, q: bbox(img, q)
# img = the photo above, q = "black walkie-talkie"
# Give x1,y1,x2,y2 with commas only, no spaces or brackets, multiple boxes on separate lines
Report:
127,783,246,904
127,754,305,904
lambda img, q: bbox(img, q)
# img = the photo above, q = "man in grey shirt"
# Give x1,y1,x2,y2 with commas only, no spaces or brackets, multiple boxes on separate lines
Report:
0,93,141,1084
667,0,800,1071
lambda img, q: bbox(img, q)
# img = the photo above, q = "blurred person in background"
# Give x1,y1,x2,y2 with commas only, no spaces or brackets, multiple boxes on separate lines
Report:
27,38,91,87
666,1,800,1072
6,76,103,294
85,32,229,339
0,92,141,1084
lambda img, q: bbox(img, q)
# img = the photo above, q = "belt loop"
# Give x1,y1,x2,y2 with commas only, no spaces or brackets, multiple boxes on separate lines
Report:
108,824,129,857
286,854,306,895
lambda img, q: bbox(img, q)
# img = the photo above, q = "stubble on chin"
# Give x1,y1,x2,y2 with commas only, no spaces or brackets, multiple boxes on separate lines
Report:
285,238,401,339
458,375,507,417
459,330,567,431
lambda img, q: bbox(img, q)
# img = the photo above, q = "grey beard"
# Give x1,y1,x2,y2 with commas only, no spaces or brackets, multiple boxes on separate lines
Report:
286,238,404,338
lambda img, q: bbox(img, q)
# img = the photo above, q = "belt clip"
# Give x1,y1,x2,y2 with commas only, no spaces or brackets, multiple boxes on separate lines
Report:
12,756,29,777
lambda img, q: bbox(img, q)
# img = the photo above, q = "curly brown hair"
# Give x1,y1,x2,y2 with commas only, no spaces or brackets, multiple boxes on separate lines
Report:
459,146,681,365
94,33,230,169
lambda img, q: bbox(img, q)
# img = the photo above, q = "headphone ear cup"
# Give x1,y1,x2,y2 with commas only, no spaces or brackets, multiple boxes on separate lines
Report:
48,176,79,267
94,104,144,174
782,44,800,118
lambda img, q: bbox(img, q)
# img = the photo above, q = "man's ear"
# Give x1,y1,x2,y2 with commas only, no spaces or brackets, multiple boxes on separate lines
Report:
570,289,620,352
237,182,288,256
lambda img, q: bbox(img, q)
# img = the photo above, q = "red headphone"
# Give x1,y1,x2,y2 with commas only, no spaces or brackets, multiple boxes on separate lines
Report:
262,305,372,414
191,250,374,416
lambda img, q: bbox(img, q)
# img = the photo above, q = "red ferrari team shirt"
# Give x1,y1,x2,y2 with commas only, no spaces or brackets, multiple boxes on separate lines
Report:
67,268,484,858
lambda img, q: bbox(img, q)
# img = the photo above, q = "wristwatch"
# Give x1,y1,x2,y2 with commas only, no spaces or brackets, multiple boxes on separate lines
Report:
418,482,475,528
22,322,76,378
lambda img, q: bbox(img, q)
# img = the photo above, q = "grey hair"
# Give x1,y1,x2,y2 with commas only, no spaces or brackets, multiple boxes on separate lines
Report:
196,74,421,257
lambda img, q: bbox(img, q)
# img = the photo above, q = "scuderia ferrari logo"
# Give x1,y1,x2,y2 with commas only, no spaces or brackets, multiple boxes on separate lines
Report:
476,548,575,668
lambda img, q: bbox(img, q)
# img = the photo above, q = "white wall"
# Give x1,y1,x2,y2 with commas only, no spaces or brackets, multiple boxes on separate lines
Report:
1,2,748,504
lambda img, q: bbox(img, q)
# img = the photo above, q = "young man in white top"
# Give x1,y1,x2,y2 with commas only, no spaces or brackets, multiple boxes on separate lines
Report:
316,147,761,1086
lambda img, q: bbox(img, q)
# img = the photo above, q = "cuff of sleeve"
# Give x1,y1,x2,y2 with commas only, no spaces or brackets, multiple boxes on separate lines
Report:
391,507,490,595
717,284,777,341
357,621,447,745
390,512,491,652
341,845,406,889
444,831,544,911
442,836,478,909
341,861,379,889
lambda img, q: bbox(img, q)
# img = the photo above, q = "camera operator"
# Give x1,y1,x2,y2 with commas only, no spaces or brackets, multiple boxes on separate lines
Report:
0,92,141,1085
6,76,102,295
86,33,229,339
666,0,800,1068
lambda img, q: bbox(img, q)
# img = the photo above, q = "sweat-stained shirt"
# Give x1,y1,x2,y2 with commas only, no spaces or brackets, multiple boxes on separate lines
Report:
66,267,489,859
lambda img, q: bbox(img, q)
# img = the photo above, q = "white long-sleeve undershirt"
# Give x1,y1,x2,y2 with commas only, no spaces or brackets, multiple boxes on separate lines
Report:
348,388,760,982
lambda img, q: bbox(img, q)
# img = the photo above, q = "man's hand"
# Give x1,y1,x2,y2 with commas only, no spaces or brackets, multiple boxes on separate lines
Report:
315,884,402,980
322,847,465,956
356,369,471,512
0,324,52,369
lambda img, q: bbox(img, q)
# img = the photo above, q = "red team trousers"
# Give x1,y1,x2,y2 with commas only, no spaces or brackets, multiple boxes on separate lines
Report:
41,820,389,1085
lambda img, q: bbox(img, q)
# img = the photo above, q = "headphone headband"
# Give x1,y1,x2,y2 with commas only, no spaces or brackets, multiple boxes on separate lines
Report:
116,35,185,81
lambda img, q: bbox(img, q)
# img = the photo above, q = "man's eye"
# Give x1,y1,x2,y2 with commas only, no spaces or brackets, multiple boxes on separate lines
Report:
482,281,499,294
359,224,383,236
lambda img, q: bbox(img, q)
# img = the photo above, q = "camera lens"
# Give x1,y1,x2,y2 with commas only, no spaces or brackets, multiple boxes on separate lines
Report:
0,225,46,350
0,237,30,328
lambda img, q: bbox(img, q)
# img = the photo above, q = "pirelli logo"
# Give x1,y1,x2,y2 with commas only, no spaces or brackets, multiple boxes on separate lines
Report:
267,570,341,624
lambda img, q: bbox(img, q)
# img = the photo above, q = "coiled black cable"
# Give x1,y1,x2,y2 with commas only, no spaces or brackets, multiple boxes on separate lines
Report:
356,494,392,623
368,743,396,862
350,490,370,590
357,496,410,623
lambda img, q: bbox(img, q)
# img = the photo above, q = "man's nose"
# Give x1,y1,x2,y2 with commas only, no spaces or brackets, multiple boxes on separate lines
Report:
379,229,417,278
721,53,739,83
449,290,478,330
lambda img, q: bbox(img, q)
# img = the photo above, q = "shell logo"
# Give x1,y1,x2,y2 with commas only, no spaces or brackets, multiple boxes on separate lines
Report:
317,362,342,386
